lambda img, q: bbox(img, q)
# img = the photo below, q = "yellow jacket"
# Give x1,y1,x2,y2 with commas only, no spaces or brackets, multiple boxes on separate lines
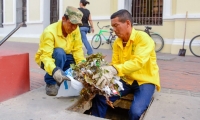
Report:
111,28,160,91
35,21,85,75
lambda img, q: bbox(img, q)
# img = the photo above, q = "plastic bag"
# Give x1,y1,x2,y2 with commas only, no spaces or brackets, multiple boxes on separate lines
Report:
56,69,83,97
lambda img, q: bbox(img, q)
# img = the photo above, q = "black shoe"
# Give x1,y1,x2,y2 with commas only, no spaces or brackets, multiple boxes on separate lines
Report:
45,84,59,96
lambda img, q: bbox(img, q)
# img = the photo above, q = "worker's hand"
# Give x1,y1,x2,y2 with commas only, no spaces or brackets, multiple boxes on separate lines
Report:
92,66,117,88
52,67,71,85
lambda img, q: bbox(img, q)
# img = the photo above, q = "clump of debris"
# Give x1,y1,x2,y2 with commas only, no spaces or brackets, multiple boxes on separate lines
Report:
69,53,123,110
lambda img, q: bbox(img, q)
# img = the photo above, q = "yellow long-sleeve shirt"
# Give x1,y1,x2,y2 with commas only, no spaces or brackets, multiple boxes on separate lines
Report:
111,28,160,91
35,20,85,75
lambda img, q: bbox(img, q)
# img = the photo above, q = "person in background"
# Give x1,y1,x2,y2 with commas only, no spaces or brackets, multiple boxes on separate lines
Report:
78,0,94,55
35,6,85,96
91,9,160,120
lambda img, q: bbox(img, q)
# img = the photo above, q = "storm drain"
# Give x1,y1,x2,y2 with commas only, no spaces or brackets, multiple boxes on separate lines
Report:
67,96,155,120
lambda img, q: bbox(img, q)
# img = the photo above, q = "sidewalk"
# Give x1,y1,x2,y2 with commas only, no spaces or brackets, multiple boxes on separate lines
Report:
0,41,200,120
0,86,106,120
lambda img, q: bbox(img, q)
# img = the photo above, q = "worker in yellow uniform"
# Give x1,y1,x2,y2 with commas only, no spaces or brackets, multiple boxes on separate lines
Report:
35,6,85,96
91,9,160,120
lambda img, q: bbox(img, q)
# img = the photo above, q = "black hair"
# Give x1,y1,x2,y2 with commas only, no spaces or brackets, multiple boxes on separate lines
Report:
64,14,69,20
110,9,133,26
80,0,90,6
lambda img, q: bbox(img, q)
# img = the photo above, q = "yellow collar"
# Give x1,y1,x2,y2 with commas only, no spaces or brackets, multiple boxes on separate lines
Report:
129,28,136,42
57,20,63,37
116,28,136,48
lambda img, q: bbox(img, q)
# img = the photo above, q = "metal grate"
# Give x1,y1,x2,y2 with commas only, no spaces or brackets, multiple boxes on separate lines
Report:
50,0,59,24
22,0,26,25
0,0,3,27
132,0,163,25
16,0,26,27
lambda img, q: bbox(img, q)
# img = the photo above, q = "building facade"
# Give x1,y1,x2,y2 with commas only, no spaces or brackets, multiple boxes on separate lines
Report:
0,0,199,56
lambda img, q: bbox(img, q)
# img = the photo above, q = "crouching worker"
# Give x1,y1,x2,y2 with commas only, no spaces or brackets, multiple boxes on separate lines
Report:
35,6,86,96
91,9,161,120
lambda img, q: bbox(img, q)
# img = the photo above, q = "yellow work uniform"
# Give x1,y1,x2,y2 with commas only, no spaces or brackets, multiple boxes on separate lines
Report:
111,28,160,91
35,20,85,75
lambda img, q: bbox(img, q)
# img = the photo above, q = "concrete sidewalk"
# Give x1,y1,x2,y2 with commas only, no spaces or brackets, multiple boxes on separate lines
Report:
144,92,200,120
0,88,199,120
0,41,200,120
0,86,106,120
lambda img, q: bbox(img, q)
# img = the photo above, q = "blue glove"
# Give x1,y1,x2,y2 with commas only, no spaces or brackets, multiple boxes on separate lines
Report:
65,68,73,77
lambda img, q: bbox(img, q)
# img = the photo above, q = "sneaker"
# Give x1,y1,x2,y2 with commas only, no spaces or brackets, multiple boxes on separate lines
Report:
45,84,59,96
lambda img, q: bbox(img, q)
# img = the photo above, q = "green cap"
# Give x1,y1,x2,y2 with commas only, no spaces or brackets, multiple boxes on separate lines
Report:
65,6,83,25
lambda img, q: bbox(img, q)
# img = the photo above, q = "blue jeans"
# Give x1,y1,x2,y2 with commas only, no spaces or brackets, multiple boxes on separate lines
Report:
80,27,93,55
44,48,75,85
91,80,155,120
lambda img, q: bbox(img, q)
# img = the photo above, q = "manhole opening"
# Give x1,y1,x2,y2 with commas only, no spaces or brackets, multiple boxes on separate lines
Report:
84,107,129,120
69,96,154,120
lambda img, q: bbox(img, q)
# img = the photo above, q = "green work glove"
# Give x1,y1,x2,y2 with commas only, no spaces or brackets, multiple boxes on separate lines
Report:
93,66,117,88
52,67,71,85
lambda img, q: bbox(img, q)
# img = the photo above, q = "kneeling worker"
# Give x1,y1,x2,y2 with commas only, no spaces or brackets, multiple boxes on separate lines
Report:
35,6,86,96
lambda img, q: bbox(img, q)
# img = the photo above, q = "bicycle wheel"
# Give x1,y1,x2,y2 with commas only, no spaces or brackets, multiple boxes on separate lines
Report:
189,35,200,57
109,35,116,49
150,33,164,52
91,34,102,49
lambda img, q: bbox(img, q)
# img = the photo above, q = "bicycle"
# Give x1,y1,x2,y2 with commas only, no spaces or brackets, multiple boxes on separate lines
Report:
135,25,164,52
144,26,164,52
189,35,200,57
91,22,116,49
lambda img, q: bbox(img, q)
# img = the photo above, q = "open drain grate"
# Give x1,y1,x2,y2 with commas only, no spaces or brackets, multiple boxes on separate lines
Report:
67,95,155,120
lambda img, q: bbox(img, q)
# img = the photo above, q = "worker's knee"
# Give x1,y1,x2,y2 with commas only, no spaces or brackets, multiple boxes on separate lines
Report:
53,48,66,62
129,107,144,120
53,48,65,56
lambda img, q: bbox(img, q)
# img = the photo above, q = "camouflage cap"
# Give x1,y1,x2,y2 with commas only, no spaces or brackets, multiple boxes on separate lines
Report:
65,6,83,25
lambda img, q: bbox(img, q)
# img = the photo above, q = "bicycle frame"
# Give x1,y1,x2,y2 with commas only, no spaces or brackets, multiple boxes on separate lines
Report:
135,26,164,52
135,26,158,35
95,29,110,42
91,22,116,49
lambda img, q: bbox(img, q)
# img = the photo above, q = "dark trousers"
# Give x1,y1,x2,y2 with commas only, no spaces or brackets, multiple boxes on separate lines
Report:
91,80,155,120
44,48,75,85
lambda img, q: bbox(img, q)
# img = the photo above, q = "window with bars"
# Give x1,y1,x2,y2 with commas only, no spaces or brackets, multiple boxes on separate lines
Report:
0,0,3,27
16,0,26,27
50,0,59,24
132,0,163,25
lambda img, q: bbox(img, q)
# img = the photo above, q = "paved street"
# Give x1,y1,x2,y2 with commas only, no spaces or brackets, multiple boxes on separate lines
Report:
0,41,200,120
1,41,200,94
